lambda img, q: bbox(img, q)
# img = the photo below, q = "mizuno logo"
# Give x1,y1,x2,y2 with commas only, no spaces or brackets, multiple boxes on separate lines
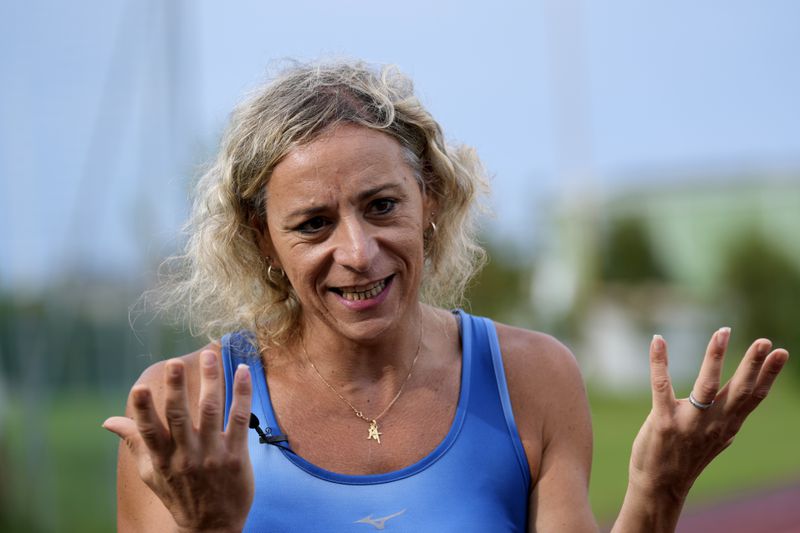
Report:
354,509,407,530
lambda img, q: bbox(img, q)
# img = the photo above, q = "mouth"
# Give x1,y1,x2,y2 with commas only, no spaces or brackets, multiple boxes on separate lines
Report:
330,275,394,301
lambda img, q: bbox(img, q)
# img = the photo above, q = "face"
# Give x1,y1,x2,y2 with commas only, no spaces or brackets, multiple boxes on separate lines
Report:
262,124,434,341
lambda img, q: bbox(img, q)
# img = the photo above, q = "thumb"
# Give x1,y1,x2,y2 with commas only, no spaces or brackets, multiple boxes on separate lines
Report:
103,416,142,450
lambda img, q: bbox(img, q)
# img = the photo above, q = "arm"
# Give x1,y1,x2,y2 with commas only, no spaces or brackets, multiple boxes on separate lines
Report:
500,324,790,533
611,331,789,532
496,325,598,532
103,346,255,533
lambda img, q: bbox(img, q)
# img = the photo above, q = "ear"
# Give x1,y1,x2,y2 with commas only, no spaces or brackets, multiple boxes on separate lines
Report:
252,215,283,270
422,189,439,226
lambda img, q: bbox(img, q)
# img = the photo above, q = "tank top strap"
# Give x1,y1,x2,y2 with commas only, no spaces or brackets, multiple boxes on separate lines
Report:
221,331,274,432
458,311,531,487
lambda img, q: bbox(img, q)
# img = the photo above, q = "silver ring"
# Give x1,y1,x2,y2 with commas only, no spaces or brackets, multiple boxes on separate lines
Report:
688,392,714,410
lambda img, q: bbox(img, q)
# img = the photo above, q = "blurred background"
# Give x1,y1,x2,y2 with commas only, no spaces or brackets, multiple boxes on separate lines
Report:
1,0,799,530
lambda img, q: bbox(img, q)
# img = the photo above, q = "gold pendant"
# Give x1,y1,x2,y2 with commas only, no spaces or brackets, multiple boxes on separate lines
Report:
367,419,382,444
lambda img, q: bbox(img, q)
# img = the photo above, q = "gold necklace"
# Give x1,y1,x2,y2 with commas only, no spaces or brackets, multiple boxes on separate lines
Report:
301,322,423,444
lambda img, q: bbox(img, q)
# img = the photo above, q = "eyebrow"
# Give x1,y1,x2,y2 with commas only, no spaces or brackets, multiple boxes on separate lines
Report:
285,182,404,220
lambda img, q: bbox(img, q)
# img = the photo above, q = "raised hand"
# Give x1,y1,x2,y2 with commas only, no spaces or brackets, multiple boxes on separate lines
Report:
628,329,790,501
103,350,255,533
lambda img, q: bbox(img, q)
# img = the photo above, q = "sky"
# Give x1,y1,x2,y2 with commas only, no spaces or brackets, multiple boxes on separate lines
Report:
1,0,799,291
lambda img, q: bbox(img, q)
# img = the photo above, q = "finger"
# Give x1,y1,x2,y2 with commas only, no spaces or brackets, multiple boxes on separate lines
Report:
198,349,224,450
724,338,772,409
690,327,730,405
164,359,196,449
649,335,676,413
128,385,170,454
738,348,789,414
225,364,253,452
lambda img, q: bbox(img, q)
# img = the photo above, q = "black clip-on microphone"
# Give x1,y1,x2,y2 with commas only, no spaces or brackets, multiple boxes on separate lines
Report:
249,413,289,445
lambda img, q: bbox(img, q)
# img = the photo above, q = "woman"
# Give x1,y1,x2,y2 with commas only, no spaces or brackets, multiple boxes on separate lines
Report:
104,61,790,532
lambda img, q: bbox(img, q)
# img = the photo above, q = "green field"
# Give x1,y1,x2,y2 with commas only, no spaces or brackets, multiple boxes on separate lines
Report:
1,379,798,531
1,392,121,533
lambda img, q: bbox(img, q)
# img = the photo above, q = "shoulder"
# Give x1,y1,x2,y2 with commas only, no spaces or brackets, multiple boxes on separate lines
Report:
490,321,592,483
493,322,584,398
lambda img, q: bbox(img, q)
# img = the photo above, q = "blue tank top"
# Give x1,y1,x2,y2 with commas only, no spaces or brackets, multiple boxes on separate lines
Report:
221,310,531,532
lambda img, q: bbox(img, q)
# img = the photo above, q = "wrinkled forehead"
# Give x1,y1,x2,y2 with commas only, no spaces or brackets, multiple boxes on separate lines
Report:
264,125,419,209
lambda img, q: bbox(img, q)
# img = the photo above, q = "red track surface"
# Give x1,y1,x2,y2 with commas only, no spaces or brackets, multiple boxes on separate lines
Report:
677,482,800,533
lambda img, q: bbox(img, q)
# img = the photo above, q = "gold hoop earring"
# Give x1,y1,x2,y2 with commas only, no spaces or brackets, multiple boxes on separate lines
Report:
424,218,437,257
267,265,285,284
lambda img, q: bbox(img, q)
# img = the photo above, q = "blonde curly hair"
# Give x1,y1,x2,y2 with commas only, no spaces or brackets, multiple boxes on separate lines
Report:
155,60,489,345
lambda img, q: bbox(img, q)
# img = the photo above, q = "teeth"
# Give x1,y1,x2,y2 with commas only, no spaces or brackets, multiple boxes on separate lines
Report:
340,279,387,301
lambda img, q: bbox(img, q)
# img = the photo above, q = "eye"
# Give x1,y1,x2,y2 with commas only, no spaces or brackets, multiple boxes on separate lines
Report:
369,198,397,216
296,216,329,234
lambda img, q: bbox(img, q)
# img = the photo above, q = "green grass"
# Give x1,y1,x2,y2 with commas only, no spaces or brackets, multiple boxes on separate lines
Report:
1,391,123,533
588,377,800,523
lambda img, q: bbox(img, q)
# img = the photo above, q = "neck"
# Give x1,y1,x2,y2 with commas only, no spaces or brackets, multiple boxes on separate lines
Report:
296,304,427,386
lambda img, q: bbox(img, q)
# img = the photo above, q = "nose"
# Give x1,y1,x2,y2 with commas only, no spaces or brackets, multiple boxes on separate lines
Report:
332,217,378,272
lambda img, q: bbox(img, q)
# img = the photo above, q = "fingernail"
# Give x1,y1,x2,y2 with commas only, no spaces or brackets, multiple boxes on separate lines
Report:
717,327,731,348
168,361,182,377
202,350,216,368
758,340,773,355
236,363,250,382
132,388,149,404
652,334,664,350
